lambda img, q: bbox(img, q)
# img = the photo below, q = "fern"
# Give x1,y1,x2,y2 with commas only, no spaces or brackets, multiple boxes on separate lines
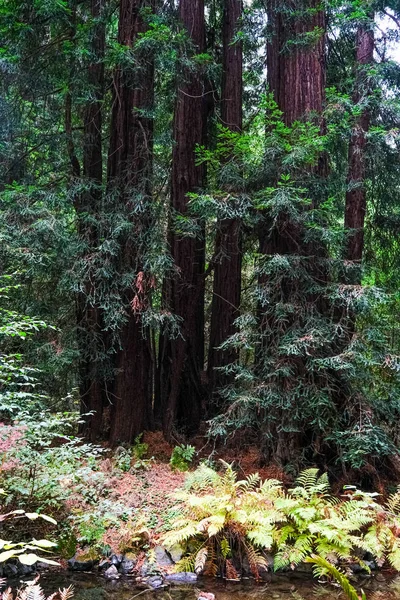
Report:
305,555,366,600
194,547,208,574
0,581,74,600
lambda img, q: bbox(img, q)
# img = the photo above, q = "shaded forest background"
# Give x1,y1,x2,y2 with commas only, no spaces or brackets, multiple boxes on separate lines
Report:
2,0,400,480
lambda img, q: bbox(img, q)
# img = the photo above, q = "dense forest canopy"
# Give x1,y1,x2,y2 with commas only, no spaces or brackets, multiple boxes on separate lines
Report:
2,0,400,480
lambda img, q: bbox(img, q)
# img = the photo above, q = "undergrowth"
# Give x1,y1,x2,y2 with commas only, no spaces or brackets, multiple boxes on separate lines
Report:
163,463,400,579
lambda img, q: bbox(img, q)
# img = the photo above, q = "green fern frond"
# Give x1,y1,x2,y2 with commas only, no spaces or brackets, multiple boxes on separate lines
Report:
237,472,261,492
305,555,363,600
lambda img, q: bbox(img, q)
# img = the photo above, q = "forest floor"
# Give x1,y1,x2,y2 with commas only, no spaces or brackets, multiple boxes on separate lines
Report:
62,431,289,561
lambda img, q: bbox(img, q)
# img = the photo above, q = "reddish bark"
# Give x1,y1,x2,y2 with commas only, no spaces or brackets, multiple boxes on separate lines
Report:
73,0,105,440
207,0,243,398
159,0,206,438
107,0,155,444
345,21,374,270
261,0,327,464
267,0,326,126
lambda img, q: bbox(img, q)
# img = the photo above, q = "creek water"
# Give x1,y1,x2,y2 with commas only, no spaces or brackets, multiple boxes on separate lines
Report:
32,572,400,600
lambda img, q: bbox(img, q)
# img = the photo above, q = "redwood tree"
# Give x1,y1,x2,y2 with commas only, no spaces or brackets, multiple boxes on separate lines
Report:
158,0,206,438
207,0,243,402
77,0,106,440
258,0,327,464
345,15,374,276
107,0,155,444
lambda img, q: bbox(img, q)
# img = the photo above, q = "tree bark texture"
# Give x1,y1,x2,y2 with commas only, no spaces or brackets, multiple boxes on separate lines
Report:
77,0,106,441
344,19,374,272
267,0,326,126
260,0,327,465
159,0,206,438
107,0,155,444
207,0,243,398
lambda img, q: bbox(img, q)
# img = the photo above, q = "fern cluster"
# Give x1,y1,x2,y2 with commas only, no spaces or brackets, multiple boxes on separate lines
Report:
164,465,400,580
0,580,73,600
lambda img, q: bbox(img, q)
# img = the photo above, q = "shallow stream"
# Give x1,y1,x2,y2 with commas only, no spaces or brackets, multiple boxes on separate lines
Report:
31,572,400,600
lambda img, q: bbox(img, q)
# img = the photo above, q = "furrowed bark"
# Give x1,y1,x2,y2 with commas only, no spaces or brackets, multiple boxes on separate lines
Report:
345,18,374,276
77,0,106,441
207,0,243,404
107,0,155,444
261,0,327,465
158,0,206,438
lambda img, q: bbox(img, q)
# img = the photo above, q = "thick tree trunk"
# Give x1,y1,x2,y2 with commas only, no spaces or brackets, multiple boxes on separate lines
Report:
344,19,374,274
77,0,106,441
267,0,325,126
207,0,243,403
158,0,206,438
107,0,155,444
261,0,327,465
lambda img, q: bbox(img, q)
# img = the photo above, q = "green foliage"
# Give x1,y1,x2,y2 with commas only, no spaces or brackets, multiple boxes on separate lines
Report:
306,555,367,600
0,493,58,566
170,444,196,472
164,463,400,580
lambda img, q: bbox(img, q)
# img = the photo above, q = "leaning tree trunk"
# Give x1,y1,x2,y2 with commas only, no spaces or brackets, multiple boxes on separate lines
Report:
207,0,243,406
107,0,155,445
158,0,206,438
344,17,374,277
77,0,106,441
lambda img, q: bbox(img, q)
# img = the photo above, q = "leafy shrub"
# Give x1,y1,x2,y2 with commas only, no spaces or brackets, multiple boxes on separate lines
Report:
163,463,400,580
170,444,195,472
0,497,58,566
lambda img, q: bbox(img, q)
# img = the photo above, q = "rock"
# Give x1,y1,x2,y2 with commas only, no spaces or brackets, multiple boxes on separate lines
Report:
104,565,120,580
154,546,173,567
147,576,164,589
140,560,151,577
17,564,35,577
3,563,18,578
168,544,184,563
68,557,98,572
350,561,375,574
110,554,123,567
165,572,198,583
198,593,215,600
98,559,110,571
119,558,136,574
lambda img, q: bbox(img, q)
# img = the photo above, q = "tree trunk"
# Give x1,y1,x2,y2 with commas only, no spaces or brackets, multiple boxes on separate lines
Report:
344,18,374,276
158,0,206,438
260,0,327,465
207,0,242,405
77,0,106,441
107,0,155,444
267,0,325,127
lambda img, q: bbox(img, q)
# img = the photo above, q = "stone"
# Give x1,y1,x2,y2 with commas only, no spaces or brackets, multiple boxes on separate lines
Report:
168,544,184,563
104,565,120,580
68,557,98,572
140,560,151,577
147,576,164,589
110,554,123,567
198,593,215,600
154,546,173,567
165,572,198,583
3,563,18,578
98,559,110,571
119,558,136,574
17,563,35,577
